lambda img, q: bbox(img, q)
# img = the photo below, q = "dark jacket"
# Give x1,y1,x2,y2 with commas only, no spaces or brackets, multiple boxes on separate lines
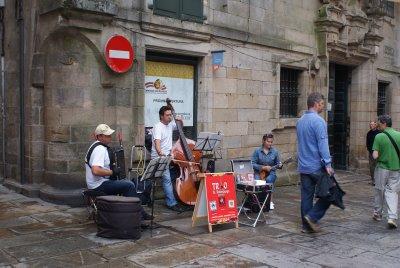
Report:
366,129,380,154
316,173,345,210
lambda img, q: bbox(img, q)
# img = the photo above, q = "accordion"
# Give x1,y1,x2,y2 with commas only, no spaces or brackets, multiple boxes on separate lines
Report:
108,146,126,180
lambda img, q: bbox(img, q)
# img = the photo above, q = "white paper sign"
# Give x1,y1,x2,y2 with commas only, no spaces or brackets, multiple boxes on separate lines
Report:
144,76,194,127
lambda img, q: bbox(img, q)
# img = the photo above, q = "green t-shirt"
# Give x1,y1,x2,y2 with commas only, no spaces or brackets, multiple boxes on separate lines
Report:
372,128,400,171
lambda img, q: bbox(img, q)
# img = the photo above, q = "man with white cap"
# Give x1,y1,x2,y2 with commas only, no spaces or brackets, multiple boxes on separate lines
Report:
85,123,152,220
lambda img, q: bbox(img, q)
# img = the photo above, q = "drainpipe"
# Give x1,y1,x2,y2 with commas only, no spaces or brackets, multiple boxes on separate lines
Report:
1,56,4,182
0,1,4,182
16,0,26,184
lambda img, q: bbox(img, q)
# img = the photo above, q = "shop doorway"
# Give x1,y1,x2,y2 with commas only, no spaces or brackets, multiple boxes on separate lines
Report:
145,51,199,140
328,63,351,170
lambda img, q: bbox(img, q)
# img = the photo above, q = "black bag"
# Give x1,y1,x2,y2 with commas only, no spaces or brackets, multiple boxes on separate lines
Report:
144,130,153,152
96,196,142,239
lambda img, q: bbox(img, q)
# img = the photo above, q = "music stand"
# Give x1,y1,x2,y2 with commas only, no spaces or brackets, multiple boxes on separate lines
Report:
194,132,223,159
140,156,171,236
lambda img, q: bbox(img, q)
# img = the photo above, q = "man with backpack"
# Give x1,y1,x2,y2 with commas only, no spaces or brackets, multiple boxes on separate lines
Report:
372,115,400,228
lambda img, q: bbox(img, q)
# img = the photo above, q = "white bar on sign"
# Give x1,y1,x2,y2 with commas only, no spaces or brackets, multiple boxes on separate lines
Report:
109,50,130,59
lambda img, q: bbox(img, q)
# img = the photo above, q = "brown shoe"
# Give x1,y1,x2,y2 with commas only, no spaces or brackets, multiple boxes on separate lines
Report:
372,212,382,221
304,215,321,232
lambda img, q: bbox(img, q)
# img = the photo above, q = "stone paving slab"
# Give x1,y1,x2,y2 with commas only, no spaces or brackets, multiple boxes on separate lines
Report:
305,253,372,268
241,235,317,259
90,241,147,259
0,249,17,266
224,244,322,267
84,258,141,268
175,252,268,267
0,233,53,249
4,236,98,262
0,216,40,229
298,239,367,258
14,250,106,268
0,229,15,239
42,224,97,239
135,232,189,249
127,242,219,267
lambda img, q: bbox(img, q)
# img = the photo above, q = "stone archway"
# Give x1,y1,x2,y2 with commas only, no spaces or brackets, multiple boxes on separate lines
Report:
37,29,110,205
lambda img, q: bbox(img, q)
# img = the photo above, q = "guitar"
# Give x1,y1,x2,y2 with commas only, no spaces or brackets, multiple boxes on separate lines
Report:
259,157,294,180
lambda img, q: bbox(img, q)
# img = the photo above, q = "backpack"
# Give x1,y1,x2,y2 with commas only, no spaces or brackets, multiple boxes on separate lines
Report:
85,141,118,180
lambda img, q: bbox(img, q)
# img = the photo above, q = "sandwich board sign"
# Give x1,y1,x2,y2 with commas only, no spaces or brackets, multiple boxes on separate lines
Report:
192,172,238,232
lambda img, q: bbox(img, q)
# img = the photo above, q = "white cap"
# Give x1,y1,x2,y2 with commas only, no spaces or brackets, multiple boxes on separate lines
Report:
94,124,115,136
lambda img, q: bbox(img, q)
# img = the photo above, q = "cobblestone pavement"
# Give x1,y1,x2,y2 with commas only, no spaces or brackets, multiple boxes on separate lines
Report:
1,171,400,267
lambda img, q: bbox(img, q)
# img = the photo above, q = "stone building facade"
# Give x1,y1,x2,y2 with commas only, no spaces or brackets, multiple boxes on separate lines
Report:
1,0,399,205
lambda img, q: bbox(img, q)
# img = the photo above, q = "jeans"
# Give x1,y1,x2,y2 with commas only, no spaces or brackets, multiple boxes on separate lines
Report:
95,180,148,218
254,172,277,183
95,179,139,198
300,171,331,228
162,168,178,207
265,173,277,184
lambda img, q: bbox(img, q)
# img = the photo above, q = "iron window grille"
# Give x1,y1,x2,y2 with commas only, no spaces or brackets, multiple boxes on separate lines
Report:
280,68,300,118
377,82,388,116
367,0,395,18
383,0,395,18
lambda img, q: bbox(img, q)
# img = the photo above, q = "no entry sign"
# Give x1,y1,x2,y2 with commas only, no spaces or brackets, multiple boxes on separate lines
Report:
104,35,134,73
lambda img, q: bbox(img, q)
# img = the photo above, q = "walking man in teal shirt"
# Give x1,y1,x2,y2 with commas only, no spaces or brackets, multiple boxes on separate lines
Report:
372,115,400,228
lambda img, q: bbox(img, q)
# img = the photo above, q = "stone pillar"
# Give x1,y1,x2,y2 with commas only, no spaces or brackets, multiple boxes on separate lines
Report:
39,32,106,205
348,60,377,170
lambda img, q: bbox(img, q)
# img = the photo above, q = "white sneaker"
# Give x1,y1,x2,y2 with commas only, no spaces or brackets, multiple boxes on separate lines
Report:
388,219,398,229
270,201,275,210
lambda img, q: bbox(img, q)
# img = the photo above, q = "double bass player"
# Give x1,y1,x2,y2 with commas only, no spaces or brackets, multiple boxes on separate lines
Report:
151,106,186,212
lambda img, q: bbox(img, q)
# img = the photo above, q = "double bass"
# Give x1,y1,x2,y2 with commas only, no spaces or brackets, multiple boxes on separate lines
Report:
166,99,202,205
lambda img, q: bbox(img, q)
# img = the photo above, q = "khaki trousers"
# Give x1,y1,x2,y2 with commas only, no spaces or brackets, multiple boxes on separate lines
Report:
374,167,400,220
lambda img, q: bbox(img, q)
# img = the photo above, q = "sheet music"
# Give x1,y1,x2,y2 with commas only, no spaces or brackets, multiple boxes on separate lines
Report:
194,132,223,151
141,156,171,181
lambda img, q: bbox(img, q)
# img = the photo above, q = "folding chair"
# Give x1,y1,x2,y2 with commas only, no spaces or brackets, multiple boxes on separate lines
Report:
231,159,273,227
126,145,155,206
82,189,106,221
128,145,148,194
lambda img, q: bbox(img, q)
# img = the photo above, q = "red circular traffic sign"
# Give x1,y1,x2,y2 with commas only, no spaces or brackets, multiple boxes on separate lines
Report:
105,35,135,73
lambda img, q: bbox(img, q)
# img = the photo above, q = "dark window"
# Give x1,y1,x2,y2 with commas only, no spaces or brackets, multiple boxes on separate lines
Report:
153,0,204,23
377,82,388,116
382,0,395,18
280,68,300,118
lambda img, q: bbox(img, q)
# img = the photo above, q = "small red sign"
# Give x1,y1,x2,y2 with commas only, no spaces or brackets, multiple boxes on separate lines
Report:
105,35,134,73
205,173,238,225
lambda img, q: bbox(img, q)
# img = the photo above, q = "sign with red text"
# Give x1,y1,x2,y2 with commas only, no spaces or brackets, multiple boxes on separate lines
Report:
205,173,238,225
105,35,134,73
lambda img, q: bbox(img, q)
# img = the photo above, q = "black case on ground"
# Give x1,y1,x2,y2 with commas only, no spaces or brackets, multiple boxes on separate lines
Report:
96,195,141,239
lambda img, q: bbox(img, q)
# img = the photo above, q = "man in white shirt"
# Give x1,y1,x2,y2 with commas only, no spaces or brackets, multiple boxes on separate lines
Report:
151,106,184,212
85,123,152,220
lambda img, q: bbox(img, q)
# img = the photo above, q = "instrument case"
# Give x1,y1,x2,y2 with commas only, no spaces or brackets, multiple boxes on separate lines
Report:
96,195,141,239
